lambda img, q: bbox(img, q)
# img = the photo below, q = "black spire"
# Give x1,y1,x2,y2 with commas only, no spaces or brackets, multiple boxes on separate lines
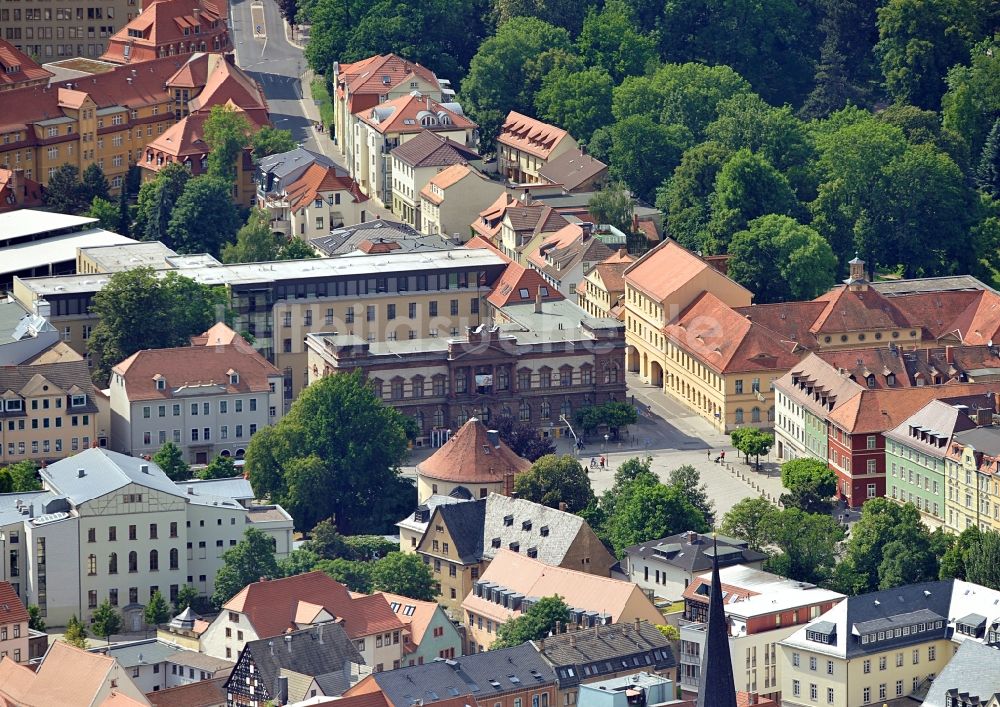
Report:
696,534,737,707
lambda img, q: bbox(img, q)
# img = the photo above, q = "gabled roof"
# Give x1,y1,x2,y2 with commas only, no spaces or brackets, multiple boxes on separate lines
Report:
535,622,674,674
284,162,368,213
662,292,803,375
538,149,607,191
480,493,613,567
427,499,485,564
585,250,635,296
112,323,279,401
527,224,614,282
625,239,752,306
0,641,146,706
222,572,405,640
187,56,266,121
390,129,480,168
146,676,227,707
230,623,362,702
498,111,572,160
257,148,341,180
487,261,564,308
464,550,660,624
42,448,190,505
922,639,1000,707
358,93,475,135
417,418,530,484
0,39,53,87
809,284,913,334
0,582,28,626
337,54,438,99
0,355,97,410
101,0,228,64
376,592,441,654
144,109,261,165
463,234,509,261
944,290,1000,345
885,398,980,454
827,382,998,434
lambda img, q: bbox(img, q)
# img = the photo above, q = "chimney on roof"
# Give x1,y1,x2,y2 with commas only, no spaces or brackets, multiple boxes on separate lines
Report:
77,468,86,478
276,675,289,704
535,289,543,314
946,345,955,364
521,188,531,206
559,501,567,512
975,407,993,427
688,530,698,544
269,640,274,655
486,429,500,448
580,222,594,238
317,623,324,644
11,169,25,206
126,77,132,85
634,617,640,633
285,634,293,652
140,463,149,474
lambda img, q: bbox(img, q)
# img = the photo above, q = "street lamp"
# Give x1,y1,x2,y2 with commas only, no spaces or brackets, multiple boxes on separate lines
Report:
603,434,609,452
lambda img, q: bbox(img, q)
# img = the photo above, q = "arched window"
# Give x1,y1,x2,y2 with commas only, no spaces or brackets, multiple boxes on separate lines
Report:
169,548,179,570
519,400,531,422
149,549,159,571
734,408,744,424
751,407,761,423
560,399,572,419
109,552,118,574
128,551,138,573
414,410,425,433
87,554,96,576
433,409,444,428
767,406,775,422
540,400,551,419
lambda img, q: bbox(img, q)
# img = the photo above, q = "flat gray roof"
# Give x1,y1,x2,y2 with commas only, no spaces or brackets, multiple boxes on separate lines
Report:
0,210,96,242
1,230,136,276
954,426,1000,456
78,241,178,272
18,248,509,296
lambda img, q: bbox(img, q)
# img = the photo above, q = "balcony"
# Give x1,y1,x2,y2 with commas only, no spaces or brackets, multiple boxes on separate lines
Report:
270,219,290,236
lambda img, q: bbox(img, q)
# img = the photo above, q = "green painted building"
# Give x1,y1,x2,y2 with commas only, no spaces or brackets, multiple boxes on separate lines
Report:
885,399,977,528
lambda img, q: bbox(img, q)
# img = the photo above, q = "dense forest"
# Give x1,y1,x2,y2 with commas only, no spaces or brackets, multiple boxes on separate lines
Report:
285,0,1000,298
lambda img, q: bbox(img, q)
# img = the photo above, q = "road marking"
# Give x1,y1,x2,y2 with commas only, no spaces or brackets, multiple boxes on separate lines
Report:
250,4,265,38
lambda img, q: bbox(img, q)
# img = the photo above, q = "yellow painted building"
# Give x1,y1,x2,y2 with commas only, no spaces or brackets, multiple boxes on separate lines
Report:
944,425,1000,533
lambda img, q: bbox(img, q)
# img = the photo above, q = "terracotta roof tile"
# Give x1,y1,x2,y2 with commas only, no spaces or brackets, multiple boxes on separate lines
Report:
733,301,828,349
942,290,1000,345
358,94,475,136
223,572,404,640
625,239,751,305
147,676,227,707
338,54,438,100
417,418,530,484
498,111,571,160
390,129,479,168
809,285,912,334
0,168,44,213
663,292,803,375
486,261,564,308
187,57,267,123
284,162,367,213
419,164,472,205
463,235,509,261
112,323,279,401
470,193,516,240
0,582,28,626
376,592,439,654
636,220,659,243
0,641,119,705
0,39,53,87
828,382,999,434
102,0,229,64
888,290,983,339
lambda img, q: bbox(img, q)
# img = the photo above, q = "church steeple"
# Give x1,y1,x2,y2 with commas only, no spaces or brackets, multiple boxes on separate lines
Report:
696,534,737,707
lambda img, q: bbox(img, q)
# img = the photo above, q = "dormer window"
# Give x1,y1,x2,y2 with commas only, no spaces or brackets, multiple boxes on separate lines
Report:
886,373,895,386
4,399,22,412
866,375,876,389
228,370,239,385
503,515,513,526
155,378,166,390
70,394,86,408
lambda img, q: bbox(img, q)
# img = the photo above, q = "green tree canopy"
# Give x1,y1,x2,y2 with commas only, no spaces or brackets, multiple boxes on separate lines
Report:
729,428,774,470
576,0,657,82
588,183,633,234
144,590,171,626
492,0,597,34
720,496,778,552
222,209,281,264
459,18,573,155
763,508,844,584
44,164,86,214
91,600,122,644
135,162,191,247
492,596,571,649
167,176,242,257
86,196,121,232
153,442,189,482
370,552,437,600
245,371,413,533
705,150,799,255
279,237,320,260
609,114,691,204
514,454,594,513
667,464,714,526
657,141,731,252
212,528,281,608
943,35,1000,159
27,605,45,632
778,457,838,513
4,461,40,492
197,455,238,480
174,585,200,613
977,117,1000,197
534,66,613,143
278,547,321,577
89,268,226,385
81,163,111,205
727,215,837,303
315,557,375,593
203,105,253,185
63,615,88,648
251,126,298,160
966,529,1000,590
605,473,707,554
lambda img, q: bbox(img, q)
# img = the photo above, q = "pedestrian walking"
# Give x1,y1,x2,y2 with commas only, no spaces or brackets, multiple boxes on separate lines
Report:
590,457,597,468
707,449,712,460
720,450,725,462
600,456,606,469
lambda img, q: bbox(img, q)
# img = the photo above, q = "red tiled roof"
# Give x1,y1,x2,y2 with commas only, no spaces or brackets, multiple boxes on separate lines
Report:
487,261,564,308
223,572,405,640
0,39,53,88
0,168,44,213
102,0,229,64
498,111,571,160
0,54,194,134
888,290,983,340
285,162,367,214
338,54,438,103
188,56,267,121
112,323,279,401
0,582,28,626
470,193,516,240
682,576,758,604
943,290,1000,345
417,418,530,484
663,292,803,375
147,677,227,707
464,235,510,261
809,285,912,334
636,220,659,243
625,239,752,306
358,93,475,135
828,382,998,434
734,301,829,349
